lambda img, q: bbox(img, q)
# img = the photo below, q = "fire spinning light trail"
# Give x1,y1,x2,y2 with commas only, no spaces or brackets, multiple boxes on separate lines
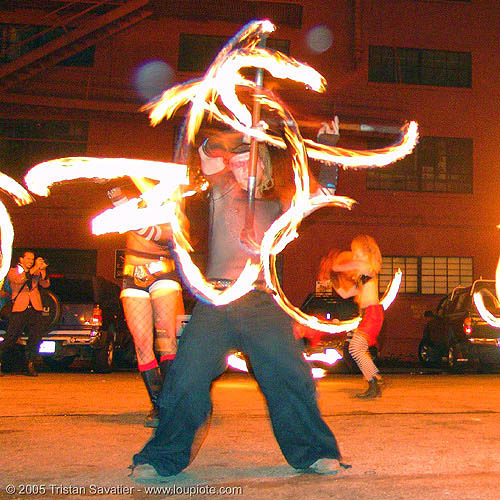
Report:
24,19,410,323
0,172,34,281
474,257,500,327
142,20,409,320
227,348,342,379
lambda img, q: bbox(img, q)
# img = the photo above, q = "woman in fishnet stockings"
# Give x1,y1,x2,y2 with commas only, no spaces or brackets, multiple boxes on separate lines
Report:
108,183,184,427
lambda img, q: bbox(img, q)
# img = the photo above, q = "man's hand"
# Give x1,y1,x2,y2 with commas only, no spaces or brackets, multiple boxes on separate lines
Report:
31,257,47,274
317,116,340,146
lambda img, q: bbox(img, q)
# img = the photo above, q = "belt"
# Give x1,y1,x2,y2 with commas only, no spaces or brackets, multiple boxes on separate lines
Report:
123,259,176,287
208,278,273,294
123,260,175,278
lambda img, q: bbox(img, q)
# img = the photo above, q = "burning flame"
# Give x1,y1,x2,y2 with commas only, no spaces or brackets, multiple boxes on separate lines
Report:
0,172,34,280
22,19,411,325
24,157,187,197
226,350,340,379
143,22,418,170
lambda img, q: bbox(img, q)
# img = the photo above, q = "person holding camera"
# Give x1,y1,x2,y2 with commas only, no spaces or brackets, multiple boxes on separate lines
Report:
0,251,50,377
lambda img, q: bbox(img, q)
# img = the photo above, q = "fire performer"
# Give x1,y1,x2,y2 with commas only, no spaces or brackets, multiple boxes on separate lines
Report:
129,127,349,482
106,182,185,427
330,235,384,399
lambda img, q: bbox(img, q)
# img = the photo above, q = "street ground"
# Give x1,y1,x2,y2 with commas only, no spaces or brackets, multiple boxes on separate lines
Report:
1,369,500,500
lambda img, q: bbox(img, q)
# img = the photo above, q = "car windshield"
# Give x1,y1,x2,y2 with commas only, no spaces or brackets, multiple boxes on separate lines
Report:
48,278,95,303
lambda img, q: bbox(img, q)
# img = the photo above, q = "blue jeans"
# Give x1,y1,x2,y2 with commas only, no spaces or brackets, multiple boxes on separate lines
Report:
133,291,341,475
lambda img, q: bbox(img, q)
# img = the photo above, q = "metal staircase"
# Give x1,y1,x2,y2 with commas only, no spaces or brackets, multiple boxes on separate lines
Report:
0,0,153,90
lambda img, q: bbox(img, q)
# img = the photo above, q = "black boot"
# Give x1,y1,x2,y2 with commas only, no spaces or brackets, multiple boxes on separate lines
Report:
356,377,381,399
25,360,38,377
0,359,3,376
141,367,162,428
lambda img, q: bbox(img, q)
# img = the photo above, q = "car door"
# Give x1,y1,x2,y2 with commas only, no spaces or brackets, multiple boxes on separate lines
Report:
427,294,455,349
445,290,469,344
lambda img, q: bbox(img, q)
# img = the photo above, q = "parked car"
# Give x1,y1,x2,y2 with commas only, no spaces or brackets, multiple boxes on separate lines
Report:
299,292,372,373
0,275,134,372
226,291,365,375
418,280,500,372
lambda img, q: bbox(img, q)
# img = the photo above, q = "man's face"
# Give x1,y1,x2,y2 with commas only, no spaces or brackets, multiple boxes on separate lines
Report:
20,252,35,270
229,152,265,193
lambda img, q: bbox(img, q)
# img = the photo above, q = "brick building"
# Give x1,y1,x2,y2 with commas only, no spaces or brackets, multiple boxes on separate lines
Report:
0,0,498,361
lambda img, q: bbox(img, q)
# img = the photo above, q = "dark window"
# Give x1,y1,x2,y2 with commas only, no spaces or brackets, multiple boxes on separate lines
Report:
0,119,88,180
178,33,290,73
0,23,95,67
369,45,471,88
380,256,418,293
367,136,472,193
48,278,95,304
154,1,303,28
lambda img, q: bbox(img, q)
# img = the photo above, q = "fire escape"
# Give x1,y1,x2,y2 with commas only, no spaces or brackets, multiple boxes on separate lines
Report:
0,0,152,94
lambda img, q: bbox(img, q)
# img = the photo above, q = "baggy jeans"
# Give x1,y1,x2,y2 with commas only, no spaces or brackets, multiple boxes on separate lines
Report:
133,291,341,475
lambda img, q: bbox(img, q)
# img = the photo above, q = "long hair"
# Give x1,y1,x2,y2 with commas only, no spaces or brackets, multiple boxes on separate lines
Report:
351,235,382,274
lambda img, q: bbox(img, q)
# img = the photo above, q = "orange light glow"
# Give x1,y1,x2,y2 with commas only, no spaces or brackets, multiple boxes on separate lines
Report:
21,19,411,322
0,172,34,280
474,258,500,328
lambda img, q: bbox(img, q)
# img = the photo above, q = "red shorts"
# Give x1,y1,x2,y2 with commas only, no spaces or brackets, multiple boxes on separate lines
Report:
358,304,384,346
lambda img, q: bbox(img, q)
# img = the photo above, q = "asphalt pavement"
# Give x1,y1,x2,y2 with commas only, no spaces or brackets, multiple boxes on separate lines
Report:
1,369,500,500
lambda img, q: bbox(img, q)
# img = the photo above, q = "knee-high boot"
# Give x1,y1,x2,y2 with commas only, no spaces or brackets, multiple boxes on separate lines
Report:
141,366,162,428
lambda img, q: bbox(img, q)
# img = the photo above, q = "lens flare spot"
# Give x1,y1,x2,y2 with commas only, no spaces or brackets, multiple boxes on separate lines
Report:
134,61,175,100
306,25,333,54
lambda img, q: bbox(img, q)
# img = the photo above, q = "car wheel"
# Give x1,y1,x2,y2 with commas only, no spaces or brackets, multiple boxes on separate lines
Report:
93,339,114,373
42,356,76,371
418,339,440,368
447,344,465,373
39,290,61,333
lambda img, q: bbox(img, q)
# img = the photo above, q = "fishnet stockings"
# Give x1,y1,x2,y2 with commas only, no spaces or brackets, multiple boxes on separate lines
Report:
121,296,156,367
151,288,184,357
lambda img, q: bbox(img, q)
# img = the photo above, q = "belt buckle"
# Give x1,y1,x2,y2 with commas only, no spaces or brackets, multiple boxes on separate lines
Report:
146,260,165,275
133,265,154,287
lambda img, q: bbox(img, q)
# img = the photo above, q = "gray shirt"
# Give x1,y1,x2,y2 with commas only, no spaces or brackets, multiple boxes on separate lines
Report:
206,171,281,280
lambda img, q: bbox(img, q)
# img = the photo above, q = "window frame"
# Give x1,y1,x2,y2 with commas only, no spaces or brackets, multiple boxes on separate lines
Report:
367,135,473,194
177,33,290,73
368,45,472,88
380,255,473,295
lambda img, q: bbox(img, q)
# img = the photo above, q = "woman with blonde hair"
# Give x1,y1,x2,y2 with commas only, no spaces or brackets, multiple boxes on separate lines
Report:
331,235,384,399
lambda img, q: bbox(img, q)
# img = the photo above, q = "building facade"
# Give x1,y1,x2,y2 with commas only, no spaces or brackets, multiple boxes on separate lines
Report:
0,0,497,360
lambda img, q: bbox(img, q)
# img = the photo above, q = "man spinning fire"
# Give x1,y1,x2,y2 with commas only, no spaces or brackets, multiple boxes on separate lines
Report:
129,123,349,482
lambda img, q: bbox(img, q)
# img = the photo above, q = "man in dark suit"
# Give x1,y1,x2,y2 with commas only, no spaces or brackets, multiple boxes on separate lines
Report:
0,251,50,376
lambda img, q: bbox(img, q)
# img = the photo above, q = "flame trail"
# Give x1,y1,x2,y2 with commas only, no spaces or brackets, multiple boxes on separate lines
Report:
226,351,339,379
0,172,34,280
474,257,500,328
22,19,410,322
24,157,187,197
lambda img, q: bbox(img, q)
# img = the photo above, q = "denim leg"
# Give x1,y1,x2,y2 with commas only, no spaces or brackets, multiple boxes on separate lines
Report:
236,293,341,469
133,301,233,476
